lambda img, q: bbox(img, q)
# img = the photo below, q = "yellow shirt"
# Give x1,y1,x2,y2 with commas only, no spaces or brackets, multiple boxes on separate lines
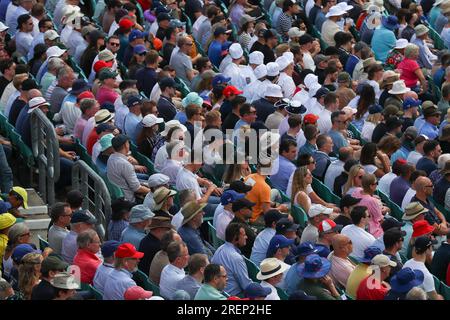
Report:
346,264,371,299
0,233,8,270
244,173,271,223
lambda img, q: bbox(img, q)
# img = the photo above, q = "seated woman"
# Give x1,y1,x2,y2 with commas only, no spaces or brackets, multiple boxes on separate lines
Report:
397,44,428,96
351,173,388,238
290,166,313,213
360,143,391,179
361,105,383,143
136,114,163,157
342,164,365,196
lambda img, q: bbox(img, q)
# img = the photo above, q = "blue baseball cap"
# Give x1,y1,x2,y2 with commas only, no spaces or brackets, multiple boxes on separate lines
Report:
129,29,144,42
244,282,271,299
296,254,331,279
101,240,121,258
368,104,383,114
0,200,12,213
212,74,231,88
12,244,41,264
133,44,148,55
220,190,244,205
390,267,424,293
357,246,382,264
403,97,422,110
71,209,97,224
266,235,294,258
294,242,319,258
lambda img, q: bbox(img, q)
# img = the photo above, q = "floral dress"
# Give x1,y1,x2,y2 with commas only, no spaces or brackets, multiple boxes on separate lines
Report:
384,49,404,70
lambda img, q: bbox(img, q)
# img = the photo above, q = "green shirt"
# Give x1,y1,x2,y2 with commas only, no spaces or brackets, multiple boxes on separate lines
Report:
298,278,341,300
194,284,227,300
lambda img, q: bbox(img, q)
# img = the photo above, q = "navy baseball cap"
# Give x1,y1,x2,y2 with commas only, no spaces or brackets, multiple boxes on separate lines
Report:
276,218,299,234
159,77,178,90
214,26,227,37
229,180,252,193
157,12,172,22
220,190,244,205
0,200,12,212
314,87,330,99
231,198,256,212
244,282,271,299
129,29,144,42
127,95,143,108
212,74,231,88
12,244,41,264
368,104,383,114
266,235,294,258
358,246,382,264
71,209,97,224
111,134,129,150
101,240,121,258
294,242,319,258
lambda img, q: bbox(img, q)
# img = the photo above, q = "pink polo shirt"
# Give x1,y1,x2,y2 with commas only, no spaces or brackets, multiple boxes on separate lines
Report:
352,189,384,238
96,86,120,105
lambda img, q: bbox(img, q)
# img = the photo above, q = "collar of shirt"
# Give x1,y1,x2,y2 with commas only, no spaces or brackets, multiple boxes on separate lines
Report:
224,241,242,254
129,224,146,234
167,263,185,275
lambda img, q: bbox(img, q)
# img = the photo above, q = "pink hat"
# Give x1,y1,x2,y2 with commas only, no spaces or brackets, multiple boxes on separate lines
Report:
124,286,153,300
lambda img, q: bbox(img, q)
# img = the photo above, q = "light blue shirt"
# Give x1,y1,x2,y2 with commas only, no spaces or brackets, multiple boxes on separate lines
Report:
328,129,349,155
435,14,448,34
414,116,425,131
419,121,439,140
27,32,44,61
272,7,283,30
120,225,146,249
371,26,396,63
285,262,303,295
250,228,276,267
61,230,78,264
103,268,136,300
390,146,410,164
270,155,296,193
440,120,449,137
124,112,143,144
412,37,435,70
400,222,413,258
93,262,115,294
211,242,252,296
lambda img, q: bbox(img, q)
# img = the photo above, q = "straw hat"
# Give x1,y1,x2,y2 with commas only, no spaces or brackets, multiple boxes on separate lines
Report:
256,258,290,281
181,201,207,226
388,80,411,95
402,202,428,221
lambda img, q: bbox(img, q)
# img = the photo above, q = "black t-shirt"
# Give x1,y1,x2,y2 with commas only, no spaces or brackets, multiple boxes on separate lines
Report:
401,117,414,132
333,173,348,198
384,290,406,300
162,43,175,67
439,140,450,154
333,215,352,227
222,112,240,131
31,279,56,300
156,27,167,42
315,68,326,84
0,76,10,97
138,232,162,275
251,41,275,65
8,98,26,127
371,122,387,144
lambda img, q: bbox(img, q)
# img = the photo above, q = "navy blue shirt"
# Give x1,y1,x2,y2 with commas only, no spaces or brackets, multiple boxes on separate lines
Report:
389,176,410,207
157,95,177,122
433,177,450,206
412,195,442,226
15,105,31,147
219,100,232,122
416,157,438,176
135,67,158,98
253,98,275,123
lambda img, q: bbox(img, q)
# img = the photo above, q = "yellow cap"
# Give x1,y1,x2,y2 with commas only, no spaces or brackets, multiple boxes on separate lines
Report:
0,213,16,229
11,187,28,209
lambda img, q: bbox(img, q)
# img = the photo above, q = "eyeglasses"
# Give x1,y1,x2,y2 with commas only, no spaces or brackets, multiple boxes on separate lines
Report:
309,160,316,165
138,52,146,56
425,185,433,188
110,42,120,47
20,232,31,237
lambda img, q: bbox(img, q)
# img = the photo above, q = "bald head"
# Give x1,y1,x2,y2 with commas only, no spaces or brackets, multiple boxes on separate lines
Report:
28,89,42,100
338,146,354,162
416,177,431,191
332,234,352,257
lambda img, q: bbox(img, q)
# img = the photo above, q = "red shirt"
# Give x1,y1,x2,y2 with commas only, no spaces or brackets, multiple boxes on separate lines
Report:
397,58,420,88
96,86,120,106
86,129,99,155
356,275,389,300
73,249,102,284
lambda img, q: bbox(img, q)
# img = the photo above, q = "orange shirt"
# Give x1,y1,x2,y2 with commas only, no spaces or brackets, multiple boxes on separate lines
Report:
244,173,271,223
73,249,102,284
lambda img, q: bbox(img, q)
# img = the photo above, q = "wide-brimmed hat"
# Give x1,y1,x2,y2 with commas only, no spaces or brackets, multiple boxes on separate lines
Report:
148,217,173,230
285,100,306,114
182,92,203,108
394,38,408,49
402,202,428,221
325,5,346,18
160,120,187,137
388,80,411,95
423,106,441,118
357,246,382,263
129,205,154,223
296,254,331,279
51,272,80,290
256,258,290,281
265,84,283,98
94,109,114,126
181,201,207,225
288,27,305,38
415,24,429,37
381,15,399,30
390,267,424,293
152,187,177,210
412,220,434,237
10,186,28,209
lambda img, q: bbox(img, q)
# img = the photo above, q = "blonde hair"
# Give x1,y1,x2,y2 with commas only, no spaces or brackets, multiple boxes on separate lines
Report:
366,113,383,125
18,253,42,300
361,173,377,193
343,164,364,195
291,166,309,206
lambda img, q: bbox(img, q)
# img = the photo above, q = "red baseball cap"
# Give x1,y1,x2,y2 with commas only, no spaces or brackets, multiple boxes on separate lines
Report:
153,37,163,51
77,91,95,101
303,114,319,125
223,85,243,98
93,60,114,74
318,219,342,233
115,243,144,259
124,286,153,300
412,220,434,237
119,18,134,30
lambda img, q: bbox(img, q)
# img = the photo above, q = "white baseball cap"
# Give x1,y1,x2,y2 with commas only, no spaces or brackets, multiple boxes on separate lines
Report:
308,204,333,218
265,84,283,98
254,64,267,79
266,62,280,77
249,51,264,65
44,30,60,41
0,22,9,32
46,46,66,58
288,27,305,38
28,97,50,113
229,43,243,60
141,114,164,128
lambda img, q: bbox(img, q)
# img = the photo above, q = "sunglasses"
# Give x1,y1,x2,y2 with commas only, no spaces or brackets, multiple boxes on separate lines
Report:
110,42,120,47
137,52,147,56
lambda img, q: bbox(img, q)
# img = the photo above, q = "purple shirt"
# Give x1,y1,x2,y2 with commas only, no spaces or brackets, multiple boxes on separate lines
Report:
389,176,410,207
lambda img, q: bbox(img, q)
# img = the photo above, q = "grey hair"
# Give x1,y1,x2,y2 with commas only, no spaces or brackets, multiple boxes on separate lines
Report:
8,223,30,245
27,88,42,100
406,287,427,300
166,140,184,160
122,88,139,102
76,229,98,249
48,58,65,72
437,154,450,169
178,189,196,206
404,44,419,59
176,34,190,47
57,66,73,80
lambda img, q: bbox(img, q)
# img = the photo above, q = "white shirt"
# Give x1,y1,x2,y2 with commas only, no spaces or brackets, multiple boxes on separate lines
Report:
60,25,73,46
192,15,207,38
407,151,422,166
15,31,34,57
305,0,315,16
5,4,18,35
66,29,85,57
92,141,102,164
53,101,82,134
219,55,232,73
161,159,183,186
237,66,256,91
154,144,169,172
366,80,381,100
171,210,184,231
317,108,332,134
402,188,416,210
402,259,435,293
216,209,234,241
302,51,315,71
212,204,224,229
277,72,296,99
361,121,376,142
150,83,161,103
176,167,203,200
324,160,344,190
143,191,155,210
0,83,16,113
308,100,325,117
74,41,88,64
377,172,397,197
160,264,186,299
108,21,119,37
341,224,376,260
82,117,95,146
28,32,45,61
243,79,262,103
260,281,280,300
250,228,276,267
292,87,309,105
223,63,243,90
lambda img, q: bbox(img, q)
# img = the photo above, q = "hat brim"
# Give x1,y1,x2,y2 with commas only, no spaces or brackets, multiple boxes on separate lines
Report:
95,114,115,127
390,270,424,293
412,225,435,237
256,262,290,280
295,248,319,258
182,203,207,226
286,105,307,114
148,219,173,229
402,208,428,220
296,259,331,279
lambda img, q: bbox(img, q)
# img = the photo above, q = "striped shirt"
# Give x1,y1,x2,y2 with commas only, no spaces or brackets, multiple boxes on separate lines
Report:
276,12,293,41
